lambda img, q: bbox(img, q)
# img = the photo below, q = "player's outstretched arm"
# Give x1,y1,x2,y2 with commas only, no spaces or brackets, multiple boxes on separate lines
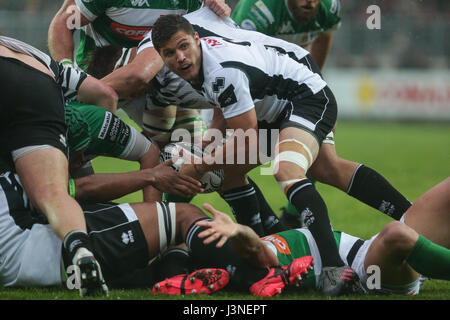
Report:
73,159,203,204
198,203,278,267
48,0,91,62
101,47,163,100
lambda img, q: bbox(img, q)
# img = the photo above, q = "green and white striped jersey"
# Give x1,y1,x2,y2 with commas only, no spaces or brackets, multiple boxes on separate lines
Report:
231,0,341,46
261,228,346,290
74,0,204,69
65,101,151,161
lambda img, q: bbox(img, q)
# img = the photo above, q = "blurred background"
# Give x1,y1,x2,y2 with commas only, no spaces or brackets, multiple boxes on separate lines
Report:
1,0,449,121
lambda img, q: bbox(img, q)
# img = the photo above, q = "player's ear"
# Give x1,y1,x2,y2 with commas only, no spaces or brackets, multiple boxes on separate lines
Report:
194,32,200,45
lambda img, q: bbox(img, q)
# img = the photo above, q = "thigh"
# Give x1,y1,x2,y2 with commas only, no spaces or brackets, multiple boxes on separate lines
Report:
273,126,320,180
403,178,450,248
77,203,151,282
363,234,418,287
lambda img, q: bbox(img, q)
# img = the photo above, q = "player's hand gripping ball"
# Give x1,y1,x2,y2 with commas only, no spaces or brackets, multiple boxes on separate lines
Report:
160,142,224,193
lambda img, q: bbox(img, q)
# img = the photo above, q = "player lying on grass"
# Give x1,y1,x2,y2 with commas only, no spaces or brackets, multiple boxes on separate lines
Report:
0,170,312,297
184,177,450,295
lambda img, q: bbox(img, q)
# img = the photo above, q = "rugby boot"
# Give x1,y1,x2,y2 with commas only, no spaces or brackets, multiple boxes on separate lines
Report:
73,248,109,297
249,255,314,297
152,268,229,295
317,265,359,297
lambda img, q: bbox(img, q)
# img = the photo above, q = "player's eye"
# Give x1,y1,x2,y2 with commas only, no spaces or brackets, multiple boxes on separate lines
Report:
162,49,175,58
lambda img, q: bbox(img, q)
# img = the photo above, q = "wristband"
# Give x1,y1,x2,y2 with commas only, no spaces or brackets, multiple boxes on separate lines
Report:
60,58,73,67
68,178,76,198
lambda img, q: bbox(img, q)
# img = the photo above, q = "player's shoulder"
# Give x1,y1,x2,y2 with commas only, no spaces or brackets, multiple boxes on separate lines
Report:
200,36,235,68
76,0,124,7
313,0,341,30
232,0,283,29
320,0,341,19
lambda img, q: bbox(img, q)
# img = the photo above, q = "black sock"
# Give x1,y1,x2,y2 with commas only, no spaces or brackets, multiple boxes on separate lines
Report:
286,179,344,267
221,184,264,236
62,230,93,266
247,177,287,235
185,218,268,291
347,165,412,220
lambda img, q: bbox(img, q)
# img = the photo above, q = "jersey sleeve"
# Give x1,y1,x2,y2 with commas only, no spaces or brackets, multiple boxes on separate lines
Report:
81,106,150,160
322,0,341,31
205,68,254,119
74,0,109,21
231,0,278,35
57,63,89,101
136,31,153,54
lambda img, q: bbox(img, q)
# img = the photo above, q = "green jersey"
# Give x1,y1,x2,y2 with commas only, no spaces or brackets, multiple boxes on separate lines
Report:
231,0,341,46
261,228,347,290
66,101,150,160
0,102,148,173
74,0,203,69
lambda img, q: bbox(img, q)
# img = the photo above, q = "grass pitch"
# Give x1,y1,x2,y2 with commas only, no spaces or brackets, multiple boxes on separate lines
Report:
0,120,449,301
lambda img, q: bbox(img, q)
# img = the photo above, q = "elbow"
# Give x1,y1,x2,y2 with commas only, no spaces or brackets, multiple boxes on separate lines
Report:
94,83,119,114
124,69,153,93
102,86,119,114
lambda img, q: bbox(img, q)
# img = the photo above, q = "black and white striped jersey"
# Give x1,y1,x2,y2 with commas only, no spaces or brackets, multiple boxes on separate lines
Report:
137,8,326,121
0,172,47,231
0,36,88,100
198,36,326,122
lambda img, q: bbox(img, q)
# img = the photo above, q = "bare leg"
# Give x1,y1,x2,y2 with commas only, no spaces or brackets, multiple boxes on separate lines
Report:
364,178,450,286
15,147,87,240
364,221,419,285
403,178,450,247
130,202,206,258
308,143,358,191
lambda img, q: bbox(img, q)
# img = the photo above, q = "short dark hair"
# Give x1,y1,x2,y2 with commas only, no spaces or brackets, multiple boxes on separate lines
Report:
86,45,122,78
152,14,195,52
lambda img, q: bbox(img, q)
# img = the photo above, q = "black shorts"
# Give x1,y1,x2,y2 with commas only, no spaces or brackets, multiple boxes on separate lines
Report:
280,85,337,145
0,56,67,168
258,54,337,146
62,203,150,284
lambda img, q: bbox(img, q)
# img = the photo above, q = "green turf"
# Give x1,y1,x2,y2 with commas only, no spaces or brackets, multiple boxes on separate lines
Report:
1,120,449,300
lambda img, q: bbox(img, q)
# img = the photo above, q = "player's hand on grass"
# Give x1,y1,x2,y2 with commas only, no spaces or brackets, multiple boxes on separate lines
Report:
197,203,239,248
151,159,203,197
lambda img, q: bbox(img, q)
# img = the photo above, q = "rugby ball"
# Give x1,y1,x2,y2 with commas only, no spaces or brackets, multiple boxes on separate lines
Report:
160,142,224,193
